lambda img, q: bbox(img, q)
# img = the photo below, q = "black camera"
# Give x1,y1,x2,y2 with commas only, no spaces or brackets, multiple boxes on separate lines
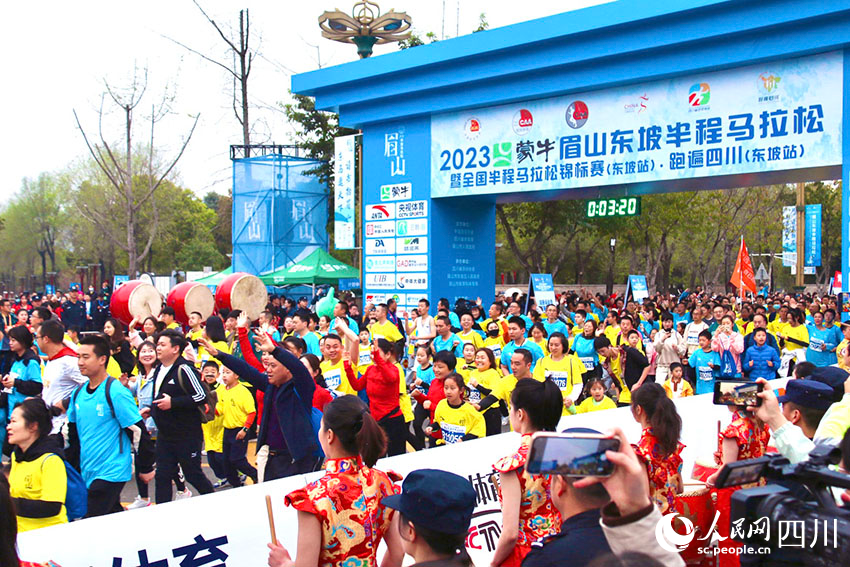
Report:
715,445,850,567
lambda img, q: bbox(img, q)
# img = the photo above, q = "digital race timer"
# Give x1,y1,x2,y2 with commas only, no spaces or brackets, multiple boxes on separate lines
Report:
586,197,641,218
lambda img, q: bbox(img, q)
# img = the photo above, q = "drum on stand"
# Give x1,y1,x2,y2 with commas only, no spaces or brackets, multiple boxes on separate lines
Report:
110,281,162,325
691,457,720,483
167,282,216,325
214,272,268,321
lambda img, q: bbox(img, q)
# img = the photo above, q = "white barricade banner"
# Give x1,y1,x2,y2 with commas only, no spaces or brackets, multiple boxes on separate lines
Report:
18,384,784,566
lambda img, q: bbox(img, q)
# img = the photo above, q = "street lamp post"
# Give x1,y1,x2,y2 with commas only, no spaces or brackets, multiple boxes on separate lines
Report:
319,1,412,58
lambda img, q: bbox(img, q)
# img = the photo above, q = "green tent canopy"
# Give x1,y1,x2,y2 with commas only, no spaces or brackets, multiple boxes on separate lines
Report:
192,266,233,285
260,249,358,285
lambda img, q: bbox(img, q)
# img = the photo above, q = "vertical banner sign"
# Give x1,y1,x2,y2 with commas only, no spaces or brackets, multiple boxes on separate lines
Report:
782,205,796,267
627,275,650,301
527,274,557,311
333,135,357,249
805,203,821,267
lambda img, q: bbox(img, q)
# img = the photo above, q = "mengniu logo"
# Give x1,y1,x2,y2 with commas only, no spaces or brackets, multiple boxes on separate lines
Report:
688,83,710,107
512,109,533,135
566,101,589,128
464,117,481,140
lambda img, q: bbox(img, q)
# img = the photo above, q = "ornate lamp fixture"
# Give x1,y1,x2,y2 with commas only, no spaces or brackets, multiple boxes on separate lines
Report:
319,1,412,58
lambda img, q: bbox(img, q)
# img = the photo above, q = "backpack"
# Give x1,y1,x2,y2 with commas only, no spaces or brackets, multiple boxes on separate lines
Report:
719,349,737,378
41,454,88,521
177,364,218,423
71,377,123,451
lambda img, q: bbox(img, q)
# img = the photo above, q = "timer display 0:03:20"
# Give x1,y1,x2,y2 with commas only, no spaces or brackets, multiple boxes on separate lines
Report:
586,197,640,218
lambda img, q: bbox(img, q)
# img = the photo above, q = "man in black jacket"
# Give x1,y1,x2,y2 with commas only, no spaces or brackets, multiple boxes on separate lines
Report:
148,329,214,503
198,324,317,481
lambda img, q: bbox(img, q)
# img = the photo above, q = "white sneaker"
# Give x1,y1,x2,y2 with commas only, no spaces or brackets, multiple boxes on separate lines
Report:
175,489,192,500
127,496,151,509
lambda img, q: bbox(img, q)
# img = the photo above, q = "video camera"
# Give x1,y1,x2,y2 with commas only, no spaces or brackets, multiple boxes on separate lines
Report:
715,444,850,567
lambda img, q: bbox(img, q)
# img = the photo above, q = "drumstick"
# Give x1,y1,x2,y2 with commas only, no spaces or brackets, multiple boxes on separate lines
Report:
266,495,278,545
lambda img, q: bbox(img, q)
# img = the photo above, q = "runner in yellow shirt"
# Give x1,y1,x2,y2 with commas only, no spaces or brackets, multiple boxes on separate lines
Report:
533,332,585,415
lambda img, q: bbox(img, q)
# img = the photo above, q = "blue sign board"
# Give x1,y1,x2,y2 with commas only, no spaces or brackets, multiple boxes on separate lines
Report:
338,278,361,291
528,273,557,310
805,204,822,267
626,275,650,301
45,284,55,295
113,275,129,290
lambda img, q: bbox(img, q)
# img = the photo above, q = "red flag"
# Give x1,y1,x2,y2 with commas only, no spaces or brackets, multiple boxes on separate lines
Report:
730,236,757,296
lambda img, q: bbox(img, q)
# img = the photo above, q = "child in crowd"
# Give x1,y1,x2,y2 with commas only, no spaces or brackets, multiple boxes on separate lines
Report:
742,328,781,381
411,345,434,394
467,347,504,436
630,383,684,514
215,366,258,488
483,321,506,362
688,330,721,395
411,351,454,447
457,343,477,380
427,373,484,444
663,362,693,399
491,379,563,567
357,329,372,376
200,361,227,489
566,377,616,414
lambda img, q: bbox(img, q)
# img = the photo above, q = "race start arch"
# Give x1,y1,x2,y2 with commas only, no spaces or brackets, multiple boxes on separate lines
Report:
293,0,850,311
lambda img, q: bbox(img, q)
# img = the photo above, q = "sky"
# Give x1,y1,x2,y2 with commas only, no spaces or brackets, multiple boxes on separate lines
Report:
1,0,611,201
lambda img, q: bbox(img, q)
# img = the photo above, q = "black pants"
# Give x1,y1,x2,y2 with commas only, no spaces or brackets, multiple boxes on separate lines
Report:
483,408,502,437
378,413,407,457
223,428,257,487
155,437,214,503
86,479,125,517
263,452,315,481
0,350,13,376
408,403,430,451
207,450,227,480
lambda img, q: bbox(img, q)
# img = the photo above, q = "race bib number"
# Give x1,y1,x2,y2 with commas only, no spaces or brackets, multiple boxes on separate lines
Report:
359,352,372,366
467,388,482,404
687,334,699,345
810,338,825,352
545,370,569,390
698,367,714,382
440,422,466,444
487,345,502,360
579,356,595,371
324,369,342,391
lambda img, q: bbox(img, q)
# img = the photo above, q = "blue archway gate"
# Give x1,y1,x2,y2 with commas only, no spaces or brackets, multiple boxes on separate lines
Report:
293,0,850,312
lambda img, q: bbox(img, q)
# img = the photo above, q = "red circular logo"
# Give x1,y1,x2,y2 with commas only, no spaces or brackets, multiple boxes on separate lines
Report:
512,109,533,135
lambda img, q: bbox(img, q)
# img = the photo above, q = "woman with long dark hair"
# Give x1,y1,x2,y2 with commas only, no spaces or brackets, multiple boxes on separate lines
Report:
198,315,231,363
104,317,134,374
268,395,404,567
630,382,684,514
0,326,42,452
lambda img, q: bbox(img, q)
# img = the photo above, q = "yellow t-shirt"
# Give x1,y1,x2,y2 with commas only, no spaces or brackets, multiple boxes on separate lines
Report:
483,336,506,364
357,344,373,377
216,382,256,430
457,362,477,381
433,399,485,444
457,330,484,350
199,340,231,366
369,320,403,343
663,379,694,399
491,374,519,410
203,385,225,453
837,338,850,369
783,324,810,351
466,368,503,406
321,359,357,396
533,354,585,415
395,362,414,423
10,452,68,532
530,337,550,356
604,325,621,346
166,322,180,330
569,396,617,414
187,328,204,342
603,350,630,405
106,356,122,378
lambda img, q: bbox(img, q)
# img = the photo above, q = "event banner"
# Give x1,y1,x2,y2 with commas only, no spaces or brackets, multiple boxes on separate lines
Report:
781,203,822,267
528,273,557,310
805,203,822,267
626,274,650,301
431,51,842,198
16,387,764,567
333,134,357,249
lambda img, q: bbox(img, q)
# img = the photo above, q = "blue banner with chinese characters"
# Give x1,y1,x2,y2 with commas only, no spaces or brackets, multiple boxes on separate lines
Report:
431,51,842,198
805,204,822,267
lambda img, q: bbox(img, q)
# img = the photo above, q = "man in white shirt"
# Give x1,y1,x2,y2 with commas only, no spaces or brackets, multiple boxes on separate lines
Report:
409,297,436,346
39,319,87,433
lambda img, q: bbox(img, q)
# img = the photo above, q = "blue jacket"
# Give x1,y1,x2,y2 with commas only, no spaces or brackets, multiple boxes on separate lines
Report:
216,346,316,461
744,331,780,357
742,344,781,381
3,350,42,412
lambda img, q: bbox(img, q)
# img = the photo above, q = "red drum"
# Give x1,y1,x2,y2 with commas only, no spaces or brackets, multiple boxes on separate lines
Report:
691,458,719,483
214,272,268,321
166,282,215,325
674,483,718,566
110,281,162,325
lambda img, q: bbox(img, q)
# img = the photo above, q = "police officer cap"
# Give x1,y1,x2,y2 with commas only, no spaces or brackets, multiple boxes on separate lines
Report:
383,469,476,534
809,366,848,403
777,379,834,411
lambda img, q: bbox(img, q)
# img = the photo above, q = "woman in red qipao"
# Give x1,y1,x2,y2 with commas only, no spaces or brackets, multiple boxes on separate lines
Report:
268,395,404,567
490,378,564,567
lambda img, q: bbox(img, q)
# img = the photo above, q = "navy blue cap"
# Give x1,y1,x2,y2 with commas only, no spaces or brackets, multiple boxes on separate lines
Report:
777,379,834,410
69,284,80,291
382,469,476,534
809,367,848,403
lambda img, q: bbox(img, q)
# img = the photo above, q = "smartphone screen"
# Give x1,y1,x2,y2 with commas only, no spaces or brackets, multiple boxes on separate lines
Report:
713,380,763,407
526,434,620,476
